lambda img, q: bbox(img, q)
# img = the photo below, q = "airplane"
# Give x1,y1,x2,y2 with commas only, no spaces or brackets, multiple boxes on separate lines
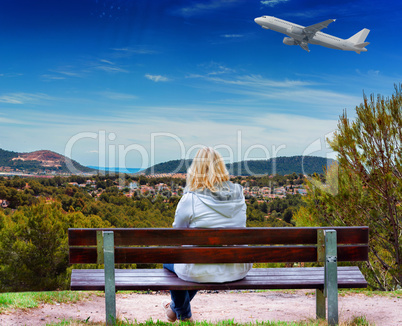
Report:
254,16,370,53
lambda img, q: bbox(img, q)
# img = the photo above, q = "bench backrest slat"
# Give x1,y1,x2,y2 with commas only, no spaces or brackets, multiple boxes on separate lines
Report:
69,244,369,264
69,227,369,265
68,227,369,246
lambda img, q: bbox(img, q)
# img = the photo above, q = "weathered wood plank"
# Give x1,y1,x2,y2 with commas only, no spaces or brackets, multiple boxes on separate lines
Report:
338,245,368,261
68,227,369,246
116,246,319,263
70,266,362,274
70,245,368,264
70,247,97,264
71,267,367,291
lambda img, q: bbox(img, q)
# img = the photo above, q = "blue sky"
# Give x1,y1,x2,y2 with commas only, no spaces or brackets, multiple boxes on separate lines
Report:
1,0,401,169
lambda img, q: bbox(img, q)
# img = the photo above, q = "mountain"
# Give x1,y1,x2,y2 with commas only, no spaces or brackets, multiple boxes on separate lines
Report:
141,156,336,176
141,159,192,175
0,148,95,174
0,148,336,176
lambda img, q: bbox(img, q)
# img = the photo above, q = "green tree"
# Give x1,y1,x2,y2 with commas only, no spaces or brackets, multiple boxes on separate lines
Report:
0,201,110,292
0,202,70,291
295,86,402,290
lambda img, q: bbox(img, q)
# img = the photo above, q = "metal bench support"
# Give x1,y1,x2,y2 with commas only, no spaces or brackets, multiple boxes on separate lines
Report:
103,231,116,325
316,229,326,320
316,229,338,325
316,287,326,319
325,230,338,325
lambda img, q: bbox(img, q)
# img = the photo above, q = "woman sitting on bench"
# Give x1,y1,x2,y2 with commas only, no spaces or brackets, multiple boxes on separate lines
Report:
163,147,252,322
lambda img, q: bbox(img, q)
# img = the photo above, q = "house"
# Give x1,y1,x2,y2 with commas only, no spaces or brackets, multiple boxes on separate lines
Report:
297,189,307,195
129,182,138,190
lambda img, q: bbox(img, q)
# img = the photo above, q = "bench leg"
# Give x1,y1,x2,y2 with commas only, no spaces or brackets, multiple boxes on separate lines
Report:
104,231,116,325
325,230,338,326
316,287,326,319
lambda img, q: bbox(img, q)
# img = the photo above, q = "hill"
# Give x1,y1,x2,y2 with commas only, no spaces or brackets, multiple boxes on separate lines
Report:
0,148,95,174
141,156,336,176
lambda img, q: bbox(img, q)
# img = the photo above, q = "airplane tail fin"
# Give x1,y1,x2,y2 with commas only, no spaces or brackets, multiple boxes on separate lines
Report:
355,42,370,48
354,42,370,54
348,28,370,44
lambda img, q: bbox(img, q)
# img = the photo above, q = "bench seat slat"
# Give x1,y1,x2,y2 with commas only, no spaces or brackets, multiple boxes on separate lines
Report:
71,271,366,280
70,266,362,274
71,267,367,291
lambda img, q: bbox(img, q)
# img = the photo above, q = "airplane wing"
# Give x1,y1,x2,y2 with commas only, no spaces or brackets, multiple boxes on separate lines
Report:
303,19,336,40
299,42,310,52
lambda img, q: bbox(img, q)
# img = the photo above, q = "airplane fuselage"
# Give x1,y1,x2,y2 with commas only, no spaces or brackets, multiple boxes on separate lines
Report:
255,16,369,53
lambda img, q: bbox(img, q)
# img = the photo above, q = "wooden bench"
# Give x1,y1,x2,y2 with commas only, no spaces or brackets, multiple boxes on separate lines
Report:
69,227,369,325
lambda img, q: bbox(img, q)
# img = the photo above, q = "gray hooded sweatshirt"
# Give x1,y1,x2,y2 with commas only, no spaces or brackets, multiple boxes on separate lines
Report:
173,181,252,283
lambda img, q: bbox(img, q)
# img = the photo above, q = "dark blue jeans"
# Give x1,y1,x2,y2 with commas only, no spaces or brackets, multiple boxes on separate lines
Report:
163,264,198,320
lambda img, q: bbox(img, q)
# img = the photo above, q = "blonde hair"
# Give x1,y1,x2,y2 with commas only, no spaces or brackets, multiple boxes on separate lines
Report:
186,147,230,192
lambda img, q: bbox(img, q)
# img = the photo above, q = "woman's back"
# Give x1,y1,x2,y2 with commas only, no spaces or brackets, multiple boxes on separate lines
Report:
174,181,247,229
172,147,252,283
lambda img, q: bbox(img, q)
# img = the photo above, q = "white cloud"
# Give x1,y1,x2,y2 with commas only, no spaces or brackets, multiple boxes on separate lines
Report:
112,47,157,55
88,59,129,74
221,34,244,38
41,74,67,81
260,0,289,7
0,116,28,124
189,72,361,111
207,74,312,88
177,0,239,17
0,96,23,104
0,72,23,78
0,93,53,104
145,74,170,82
195,62,236,76
99,91,138,101
54,70,82,77
95,65,129,73
99,59,115,65
0,97,341,168
47,67,84,79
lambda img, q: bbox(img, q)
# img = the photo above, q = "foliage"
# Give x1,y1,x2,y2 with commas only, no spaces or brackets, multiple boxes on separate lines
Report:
0,173,303,291
0,148,18,166
0,201,110,292
246,195,304,226
227,156,336,176
294,86,402,290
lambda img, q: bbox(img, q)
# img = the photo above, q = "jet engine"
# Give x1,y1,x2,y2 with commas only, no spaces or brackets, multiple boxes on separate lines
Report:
287,26,303,35
283,37,296,46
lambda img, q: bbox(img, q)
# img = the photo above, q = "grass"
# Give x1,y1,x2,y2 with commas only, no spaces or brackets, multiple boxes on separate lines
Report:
1,289,396,325
338,289,402,298
231,288,402,299
2,288,396,312
45,316,374,326
0,290,91,312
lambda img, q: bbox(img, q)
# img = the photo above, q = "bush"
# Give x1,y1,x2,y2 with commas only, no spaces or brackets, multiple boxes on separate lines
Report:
0,201,109,292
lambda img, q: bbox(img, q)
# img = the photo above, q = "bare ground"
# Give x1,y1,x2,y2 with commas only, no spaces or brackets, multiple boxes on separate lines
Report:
0,290,401,326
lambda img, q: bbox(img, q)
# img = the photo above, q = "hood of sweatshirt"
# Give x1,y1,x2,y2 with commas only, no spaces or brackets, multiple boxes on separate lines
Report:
185,181,245,219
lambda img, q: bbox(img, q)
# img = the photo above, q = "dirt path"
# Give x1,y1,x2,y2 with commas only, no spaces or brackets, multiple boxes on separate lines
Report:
0,290,401,325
